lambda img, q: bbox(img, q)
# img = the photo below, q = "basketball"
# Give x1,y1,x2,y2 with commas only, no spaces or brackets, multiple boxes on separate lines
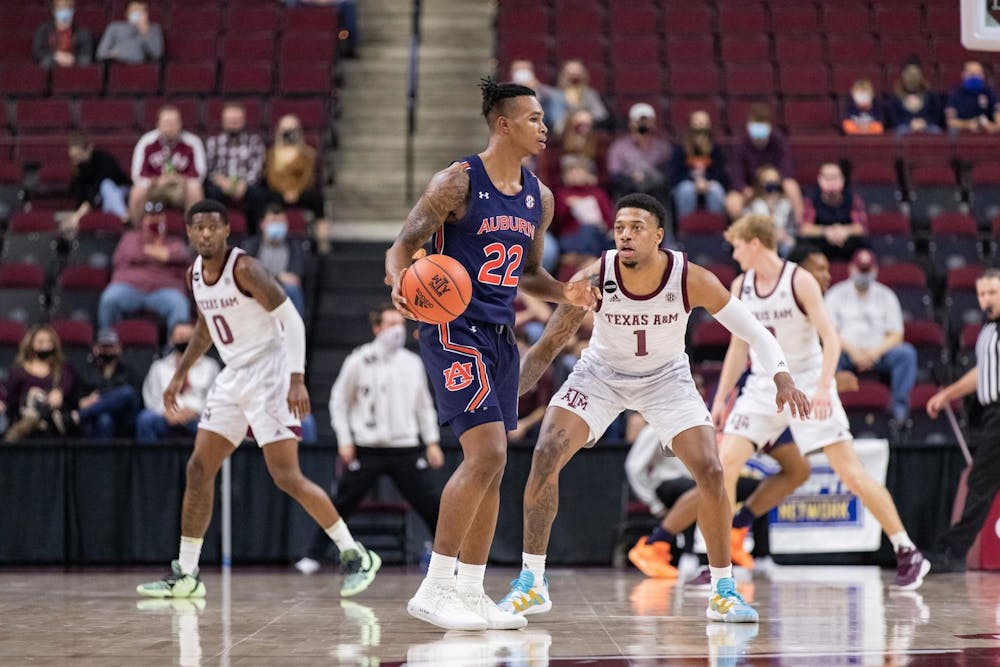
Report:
401,254,472,324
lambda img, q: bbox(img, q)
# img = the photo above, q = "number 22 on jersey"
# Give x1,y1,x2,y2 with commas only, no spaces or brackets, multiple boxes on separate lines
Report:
477,243,523,287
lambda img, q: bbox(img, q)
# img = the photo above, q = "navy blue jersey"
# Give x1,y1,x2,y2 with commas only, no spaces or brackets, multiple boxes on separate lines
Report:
429,154,543,326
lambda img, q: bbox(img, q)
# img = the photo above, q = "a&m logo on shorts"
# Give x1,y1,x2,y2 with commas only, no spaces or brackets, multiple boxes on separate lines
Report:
443,362,475,391
561,387,589,410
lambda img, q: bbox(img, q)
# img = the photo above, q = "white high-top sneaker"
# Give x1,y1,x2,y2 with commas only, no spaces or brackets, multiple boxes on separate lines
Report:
407,579,489,631
460,589,528,630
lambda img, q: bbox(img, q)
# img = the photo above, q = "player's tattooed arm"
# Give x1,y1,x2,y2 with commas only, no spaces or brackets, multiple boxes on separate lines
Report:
518,304,587,395
386,163,470,317
234,254,289,311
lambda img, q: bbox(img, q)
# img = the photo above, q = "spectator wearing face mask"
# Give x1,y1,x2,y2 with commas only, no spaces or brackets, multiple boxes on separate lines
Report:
294,303,442,574
557,60,609,129
825,249,917,424
266,114,331,253
136,322,220,444
889,61,942,135
98,198,192,333
668,110,728,219
0,325,76,441
33,0,93,69
509,60,567,135
842,79,885,135
746,164,796,257
204,103,268,235
242,203,308,316
96,1,163,64
553,156,614,264
607,103,673,209
70,329,140,440
799,162,868,261
726,103,803,225
946,61,1000,134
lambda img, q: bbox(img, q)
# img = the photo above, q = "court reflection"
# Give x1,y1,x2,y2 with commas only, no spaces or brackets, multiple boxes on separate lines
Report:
135,598,206,667
404,628,552,666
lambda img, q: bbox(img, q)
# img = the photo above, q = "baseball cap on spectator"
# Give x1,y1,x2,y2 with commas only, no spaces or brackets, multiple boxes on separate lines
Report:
96,329,120,346
629,103,656,123
850,248,877,272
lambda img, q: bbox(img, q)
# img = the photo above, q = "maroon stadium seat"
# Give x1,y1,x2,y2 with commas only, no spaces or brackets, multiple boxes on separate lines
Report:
724,64,775,97
840,381,891,412
279,35,336,64
822,6,873,34
51,65,103,96
875,7,923,38
0,34,33,62
107,63,159,95
114,319,159,347
783,99,836,134
499,5,548,35
878,262,926,288
769,6,819,34
222,63,274,95
0,7,50,32
221,35,276,63
880,39,927,70
678,211,727,236
0,64,48,96
554,36,605,69
163,63,217,95
669,65,720,97
80,99,138,132
611,65,664,96
554,3,603,33
14,100,72,132
720,35,769,64
226,5,279,34
0,320,27,345
168,6,222,33
717,5,767,34
278,64,329,95
831,65,886,94
497,34,549,66
609,4,657,35
78,212,124,235
662,6,712,34
828,39,879,65
774,36,825,64
931,212,977,236
270,99,327,131
51,318,95,347
610,37,660,68
9,211,57,234
283,6,339,34
664,37,714,65
165,34,217,63
73,7,107,35
778,65,832,97
0,262,44,287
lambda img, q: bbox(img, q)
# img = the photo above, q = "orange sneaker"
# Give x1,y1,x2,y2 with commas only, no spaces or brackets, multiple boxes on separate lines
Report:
730,527,755,570
628,537,678,578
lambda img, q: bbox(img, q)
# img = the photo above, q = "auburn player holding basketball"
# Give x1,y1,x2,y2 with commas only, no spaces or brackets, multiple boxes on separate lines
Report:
386,79,597,631
138,199,380,600
497,194,811,623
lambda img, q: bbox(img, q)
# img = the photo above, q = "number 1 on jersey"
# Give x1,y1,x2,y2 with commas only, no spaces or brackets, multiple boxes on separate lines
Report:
478,243,523,287
633,329,648,357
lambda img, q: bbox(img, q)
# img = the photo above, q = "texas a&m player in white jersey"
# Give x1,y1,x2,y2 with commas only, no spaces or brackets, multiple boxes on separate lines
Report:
498,194,811,623
714,214,929,590
137,199,380,601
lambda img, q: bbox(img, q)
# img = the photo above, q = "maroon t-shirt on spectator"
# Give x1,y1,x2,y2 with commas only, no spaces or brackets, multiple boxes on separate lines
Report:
553,185,615,237
728,133,795,191
109,231,190,293
131,130,207,182
0,363,76,421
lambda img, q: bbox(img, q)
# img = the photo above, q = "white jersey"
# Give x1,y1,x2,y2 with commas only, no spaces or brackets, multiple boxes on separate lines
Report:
740,261,821,377
191,247,281,369
585,248,691,376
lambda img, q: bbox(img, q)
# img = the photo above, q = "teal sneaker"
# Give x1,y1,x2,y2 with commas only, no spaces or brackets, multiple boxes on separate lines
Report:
136,560,206,599
340,543,381,597
706,577,758,623
497,569,552,616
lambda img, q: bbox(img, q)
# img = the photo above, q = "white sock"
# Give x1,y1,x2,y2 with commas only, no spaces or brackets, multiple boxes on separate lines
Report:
889,531,915,552
456,561,486,595
325,519,359,553
710,565,733,591
178,536,203,576
522,552,546,585
425,552,458,586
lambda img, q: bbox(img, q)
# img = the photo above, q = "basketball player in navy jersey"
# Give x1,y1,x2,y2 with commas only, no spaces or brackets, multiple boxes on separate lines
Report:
386,79,597,631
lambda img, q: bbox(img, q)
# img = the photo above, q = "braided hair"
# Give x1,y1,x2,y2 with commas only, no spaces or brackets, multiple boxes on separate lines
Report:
479,77,536,123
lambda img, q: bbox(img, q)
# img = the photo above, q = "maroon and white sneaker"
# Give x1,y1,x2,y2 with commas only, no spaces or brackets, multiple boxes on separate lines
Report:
893,547,930,591
684,567,713,591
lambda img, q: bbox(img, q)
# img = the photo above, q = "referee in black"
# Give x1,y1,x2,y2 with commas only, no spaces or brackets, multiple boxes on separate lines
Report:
925,268,1000,572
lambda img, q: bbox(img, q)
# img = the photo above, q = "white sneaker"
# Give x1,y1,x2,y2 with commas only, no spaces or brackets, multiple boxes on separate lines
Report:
460,589,528,630
407,580,489,631
294,557,320,575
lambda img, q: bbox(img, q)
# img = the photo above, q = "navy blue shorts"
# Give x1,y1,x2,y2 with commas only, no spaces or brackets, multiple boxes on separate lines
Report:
418,315,520,437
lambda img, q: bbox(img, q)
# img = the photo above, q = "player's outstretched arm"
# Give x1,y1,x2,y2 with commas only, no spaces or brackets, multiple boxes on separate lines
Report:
386,163,470,319
711,277,751,429
163,311,213,414
519,183,599,309
792,268,840,420
234,254,310,418
519,303,588,395
687,262,810,420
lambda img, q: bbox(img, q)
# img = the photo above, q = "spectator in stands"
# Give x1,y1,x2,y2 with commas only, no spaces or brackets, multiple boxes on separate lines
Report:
825,249,917,424
514,293,552,345
33,0,93,69
510,60,567,135
560,109,598,161
746,165,796,257
243,203,308,316
557,60,609,129
0,325,76,441
129,106,206,222
510,330,553,442
607,103,672,208
96,1,163,65
841,79,885,135
669,110,728,219
889,61,942,135
799,162,868,261
727,103,803,224
67,133,131,229
204,103,268,235
70,329,140,440
136,322,219,444
98,198,191,334
266,114,331,254
945,61,1000,135
554,156,614,265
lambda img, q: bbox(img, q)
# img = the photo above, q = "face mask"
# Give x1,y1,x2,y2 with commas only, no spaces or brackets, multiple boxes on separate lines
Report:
512,68,534,85
34,348,55,360
55,8,73,24
98,353,119,365
265,221,288,241
225,129,241,138
763,182,782,194
747,122,771,142
143,218,165,237
635,123,651,135
173,342,189,355
853,273,873,290
374,324,405,353
128,10,143,25
853,92,872,107
281,129,299,144
964,76,985,93
567,76,583,86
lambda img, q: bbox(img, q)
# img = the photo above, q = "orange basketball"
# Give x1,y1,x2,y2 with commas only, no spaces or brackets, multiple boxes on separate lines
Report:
401,254,472,324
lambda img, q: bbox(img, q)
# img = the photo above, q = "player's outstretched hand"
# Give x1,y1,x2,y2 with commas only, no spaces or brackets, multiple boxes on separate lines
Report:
809,386,832,420
163,373,186,414
287,376,311,419
926,389,949,419
774,372,811,420
564,277,601,310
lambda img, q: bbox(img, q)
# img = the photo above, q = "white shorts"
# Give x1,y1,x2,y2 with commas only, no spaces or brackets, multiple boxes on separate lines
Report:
724,370,852,455
549,354,712,451
198,349,301,447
